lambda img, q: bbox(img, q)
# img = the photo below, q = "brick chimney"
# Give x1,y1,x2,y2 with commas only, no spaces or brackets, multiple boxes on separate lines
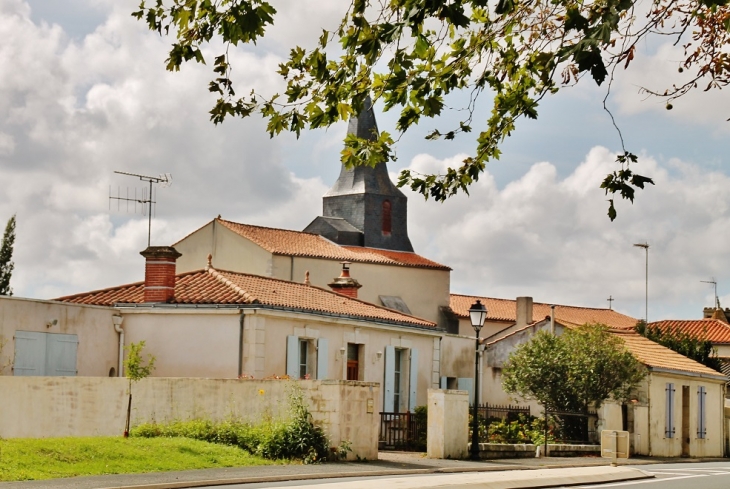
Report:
328,262,362,299
140,246,182,303
515,296,533,327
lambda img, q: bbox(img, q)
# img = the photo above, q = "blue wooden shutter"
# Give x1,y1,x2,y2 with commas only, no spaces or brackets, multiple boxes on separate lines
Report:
408,348,418,412
440,376,447,389
665,383,675,438
458,378,474,405
316,338,328,380
13,331,46,376
46,333,78,376
286,336,299,379
383,345,395,412
697,386,707,439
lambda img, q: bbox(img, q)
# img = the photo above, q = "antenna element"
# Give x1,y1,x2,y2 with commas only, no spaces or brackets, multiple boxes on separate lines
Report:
109,171,172,247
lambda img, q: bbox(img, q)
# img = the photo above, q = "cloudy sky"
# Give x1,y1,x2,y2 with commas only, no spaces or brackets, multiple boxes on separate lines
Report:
1,0,729,322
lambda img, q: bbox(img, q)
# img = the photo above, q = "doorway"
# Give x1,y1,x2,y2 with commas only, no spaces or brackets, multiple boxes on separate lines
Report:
681,385,690,457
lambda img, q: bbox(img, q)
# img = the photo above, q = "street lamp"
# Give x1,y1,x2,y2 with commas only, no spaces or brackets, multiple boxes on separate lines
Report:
469,299,487,461
633,242,649,323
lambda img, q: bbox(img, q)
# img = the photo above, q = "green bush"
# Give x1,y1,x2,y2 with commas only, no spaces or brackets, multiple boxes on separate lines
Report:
469,414,554,445
131,384,333,464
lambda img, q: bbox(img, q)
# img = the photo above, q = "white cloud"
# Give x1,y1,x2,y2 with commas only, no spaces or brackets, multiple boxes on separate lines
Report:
405,147,730,321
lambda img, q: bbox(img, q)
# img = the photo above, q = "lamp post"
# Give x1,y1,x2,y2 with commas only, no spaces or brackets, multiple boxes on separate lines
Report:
469,299,487,461
633,242,649,323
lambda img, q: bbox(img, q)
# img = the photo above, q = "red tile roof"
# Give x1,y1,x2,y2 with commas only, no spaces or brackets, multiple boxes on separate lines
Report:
55,266,436,328
193,219,450,270
611,329,725,379
643,319,730,345
450,294,638,329
487,320,725,378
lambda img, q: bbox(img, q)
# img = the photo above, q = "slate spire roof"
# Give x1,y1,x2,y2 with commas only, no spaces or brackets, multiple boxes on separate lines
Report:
304,96,414,252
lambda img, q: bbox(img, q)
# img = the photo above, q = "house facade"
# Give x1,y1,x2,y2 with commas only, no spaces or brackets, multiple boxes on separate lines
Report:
484,318,726,457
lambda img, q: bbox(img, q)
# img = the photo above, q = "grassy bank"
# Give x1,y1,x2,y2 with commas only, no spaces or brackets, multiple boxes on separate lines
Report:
0,436,278,482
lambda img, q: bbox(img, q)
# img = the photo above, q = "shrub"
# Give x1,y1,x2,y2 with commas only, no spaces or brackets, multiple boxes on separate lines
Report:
131,383,333,464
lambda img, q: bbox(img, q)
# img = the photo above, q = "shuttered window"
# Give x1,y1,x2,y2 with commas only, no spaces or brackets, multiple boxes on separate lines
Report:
14,331,78,376
665,382,675,438
697,386,707,439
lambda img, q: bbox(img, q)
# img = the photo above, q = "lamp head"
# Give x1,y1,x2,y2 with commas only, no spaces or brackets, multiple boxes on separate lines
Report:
469,299,487,333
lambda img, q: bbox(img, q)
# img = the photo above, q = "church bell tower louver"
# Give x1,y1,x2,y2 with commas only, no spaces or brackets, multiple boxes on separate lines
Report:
303,98,414,252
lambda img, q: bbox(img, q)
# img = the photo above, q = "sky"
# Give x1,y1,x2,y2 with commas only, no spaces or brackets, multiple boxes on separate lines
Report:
1,0,729,322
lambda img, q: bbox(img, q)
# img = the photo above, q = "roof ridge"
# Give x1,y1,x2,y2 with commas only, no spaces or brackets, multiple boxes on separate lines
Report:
450,293,618,312
217,218,322,237
205,267,257,303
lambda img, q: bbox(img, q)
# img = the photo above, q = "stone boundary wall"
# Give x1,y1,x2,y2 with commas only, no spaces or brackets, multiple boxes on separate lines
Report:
471,443,601,459
0,377,379,460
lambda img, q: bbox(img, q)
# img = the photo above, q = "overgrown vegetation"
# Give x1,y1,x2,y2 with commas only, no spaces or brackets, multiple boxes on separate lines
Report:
635,320,722,372
502,324,646,412
477,414,554,445
123,341,156,437
0,436,275,482
132,384,345,464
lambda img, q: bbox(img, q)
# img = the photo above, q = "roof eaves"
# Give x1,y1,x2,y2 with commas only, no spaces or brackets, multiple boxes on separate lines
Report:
647,365,727,382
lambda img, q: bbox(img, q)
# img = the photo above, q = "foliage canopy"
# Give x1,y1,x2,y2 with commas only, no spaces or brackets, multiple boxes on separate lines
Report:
635,320,722,372
502,324,646,412
0,215,16,296
134,0,728,219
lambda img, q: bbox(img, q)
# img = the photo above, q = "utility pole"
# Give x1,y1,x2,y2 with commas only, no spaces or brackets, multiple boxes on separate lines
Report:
633,242,649,323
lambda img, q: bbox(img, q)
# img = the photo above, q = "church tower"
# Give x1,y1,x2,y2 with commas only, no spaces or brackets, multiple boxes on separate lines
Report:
304,98,414,252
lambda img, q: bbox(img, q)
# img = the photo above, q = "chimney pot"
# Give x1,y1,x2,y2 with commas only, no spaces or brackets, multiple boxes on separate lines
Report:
328,262,362,299
140,246,181,303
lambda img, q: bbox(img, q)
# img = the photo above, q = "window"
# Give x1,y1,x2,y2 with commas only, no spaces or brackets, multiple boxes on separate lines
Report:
346,343,359,381
299,339,309,379
382,200,392,235
393,349,402,413
286,336,329,380
665,382,675,438
14,331,78,376
697,386,707,439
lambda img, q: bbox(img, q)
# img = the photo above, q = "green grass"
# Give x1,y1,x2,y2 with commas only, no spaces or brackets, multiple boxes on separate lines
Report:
0,436,279,481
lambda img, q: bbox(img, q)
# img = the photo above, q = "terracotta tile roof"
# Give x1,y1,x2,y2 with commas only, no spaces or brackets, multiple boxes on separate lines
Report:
55,267,436,328
450,294,638,328
611,329,726,379
486,320,725,379
644,319,730,345
208,218,449,270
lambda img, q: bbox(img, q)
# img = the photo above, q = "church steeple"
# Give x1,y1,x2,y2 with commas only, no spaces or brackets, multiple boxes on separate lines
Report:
303,98,414,252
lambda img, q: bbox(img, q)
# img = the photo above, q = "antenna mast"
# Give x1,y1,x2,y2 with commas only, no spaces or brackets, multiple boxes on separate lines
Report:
701,278,720,309
109,171,172,247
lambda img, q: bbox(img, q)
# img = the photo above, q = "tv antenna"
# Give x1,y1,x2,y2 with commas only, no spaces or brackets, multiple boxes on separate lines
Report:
109,171,172,247
701,278,720,309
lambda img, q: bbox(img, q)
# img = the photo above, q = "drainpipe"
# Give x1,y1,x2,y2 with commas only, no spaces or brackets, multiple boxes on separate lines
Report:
550,305,555,335
112,314,124,377
238,310,245,378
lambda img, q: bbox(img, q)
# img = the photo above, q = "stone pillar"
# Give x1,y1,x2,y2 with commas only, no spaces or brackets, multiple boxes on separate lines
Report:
427,388,469,459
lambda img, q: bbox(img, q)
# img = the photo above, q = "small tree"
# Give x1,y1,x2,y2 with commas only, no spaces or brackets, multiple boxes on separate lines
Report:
635,320,722,372
0,215,16,296
503,324,646,413
123,341,156,438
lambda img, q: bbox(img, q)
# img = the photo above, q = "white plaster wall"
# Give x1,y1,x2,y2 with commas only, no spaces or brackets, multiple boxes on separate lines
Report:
121,310,241,378
290,257,450,325
242,309,441,409
174,220,274,276
647,371,725,457
440,334,476,380
0,297,118,376
0,377,379,460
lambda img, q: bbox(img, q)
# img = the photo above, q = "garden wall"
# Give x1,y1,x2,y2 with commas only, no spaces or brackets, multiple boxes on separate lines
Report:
0,377,379,460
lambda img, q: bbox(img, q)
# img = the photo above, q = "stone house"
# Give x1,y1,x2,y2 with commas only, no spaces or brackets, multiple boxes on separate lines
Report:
483,317,726,457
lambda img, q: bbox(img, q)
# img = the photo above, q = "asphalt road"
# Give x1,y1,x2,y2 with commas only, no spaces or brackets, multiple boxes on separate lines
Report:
569,462,730,489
